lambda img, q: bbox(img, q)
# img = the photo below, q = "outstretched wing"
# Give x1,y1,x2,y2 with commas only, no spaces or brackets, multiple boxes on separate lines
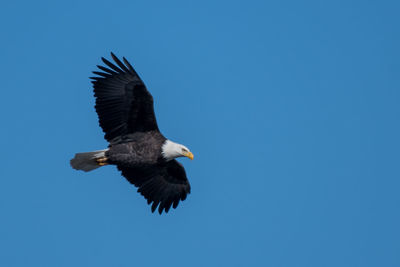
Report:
91,53,159,143
118,160,191,214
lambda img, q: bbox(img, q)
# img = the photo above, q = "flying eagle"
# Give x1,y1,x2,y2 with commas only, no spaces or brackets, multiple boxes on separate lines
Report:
70,53,193,214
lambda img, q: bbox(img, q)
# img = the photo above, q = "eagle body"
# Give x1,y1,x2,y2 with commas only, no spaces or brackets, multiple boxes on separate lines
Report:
107,131,166,168
70,53,193,214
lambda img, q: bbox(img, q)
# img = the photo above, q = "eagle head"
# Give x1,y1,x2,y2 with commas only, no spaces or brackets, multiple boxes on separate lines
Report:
162,140,194,161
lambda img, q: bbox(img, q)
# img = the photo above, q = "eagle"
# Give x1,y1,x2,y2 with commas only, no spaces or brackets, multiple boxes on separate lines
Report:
70,53,194,214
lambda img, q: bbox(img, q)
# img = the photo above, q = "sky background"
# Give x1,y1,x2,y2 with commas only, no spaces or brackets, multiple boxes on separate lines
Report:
0,0,399,266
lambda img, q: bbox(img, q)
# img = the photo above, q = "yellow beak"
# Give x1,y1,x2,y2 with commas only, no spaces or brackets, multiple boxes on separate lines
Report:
184,151,194,160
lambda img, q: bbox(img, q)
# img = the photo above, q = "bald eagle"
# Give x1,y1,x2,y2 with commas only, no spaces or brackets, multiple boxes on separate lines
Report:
70,53,193,214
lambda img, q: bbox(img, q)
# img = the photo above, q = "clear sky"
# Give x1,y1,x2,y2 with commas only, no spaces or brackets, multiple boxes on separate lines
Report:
1,0,399,266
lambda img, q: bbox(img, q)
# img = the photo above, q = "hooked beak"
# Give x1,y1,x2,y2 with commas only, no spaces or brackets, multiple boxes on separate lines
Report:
184,151,194,160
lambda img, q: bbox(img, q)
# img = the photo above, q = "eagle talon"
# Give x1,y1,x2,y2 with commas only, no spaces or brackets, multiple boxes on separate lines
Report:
96,157,108,165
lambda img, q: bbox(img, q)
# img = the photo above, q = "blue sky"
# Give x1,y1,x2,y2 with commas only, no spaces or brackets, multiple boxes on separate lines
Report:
1,0,399,266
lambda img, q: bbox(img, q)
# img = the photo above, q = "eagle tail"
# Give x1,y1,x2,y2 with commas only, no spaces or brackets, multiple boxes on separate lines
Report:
70,149,109,172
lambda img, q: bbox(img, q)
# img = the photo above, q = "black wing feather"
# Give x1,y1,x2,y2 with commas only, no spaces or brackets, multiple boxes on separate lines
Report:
92,71,111,78
101,57,123,73
91,53,159,142
118,160,191,214
123,57,138,76
111,52,131,73
97,65,118,75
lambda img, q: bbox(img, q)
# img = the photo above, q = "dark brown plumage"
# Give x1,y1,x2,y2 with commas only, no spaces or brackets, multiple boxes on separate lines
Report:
71,53,191,214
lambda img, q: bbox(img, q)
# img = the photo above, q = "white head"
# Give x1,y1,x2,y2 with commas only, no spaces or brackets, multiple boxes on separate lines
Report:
162,140,194,161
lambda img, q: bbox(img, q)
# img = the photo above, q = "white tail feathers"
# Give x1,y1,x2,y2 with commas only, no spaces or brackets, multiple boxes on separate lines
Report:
70,149,108,172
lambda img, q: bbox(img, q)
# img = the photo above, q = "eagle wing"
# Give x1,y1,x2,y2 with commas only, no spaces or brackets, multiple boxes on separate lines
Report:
118,160,191,214
91,53,159,143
